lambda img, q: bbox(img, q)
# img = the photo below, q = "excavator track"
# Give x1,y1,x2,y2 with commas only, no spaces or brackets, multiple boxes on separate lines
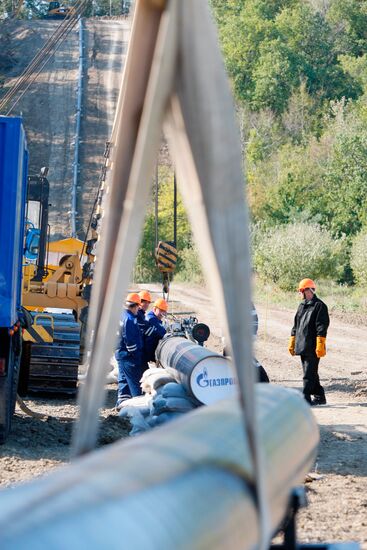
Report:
26,312,80,395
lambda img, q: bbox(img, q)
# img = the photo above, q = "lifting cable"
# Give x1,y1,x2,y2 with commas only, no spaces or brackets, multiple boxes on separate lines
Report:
79,140,111,272
0,0,89,115
154,168,178,301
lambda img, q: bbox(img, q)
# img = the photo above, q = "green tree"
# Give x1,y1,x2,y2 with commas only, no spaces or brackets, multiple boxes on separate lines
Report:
253,222,346,290
327,0,367,56
323,133,367,236
212,0,360,113
134,166,192,282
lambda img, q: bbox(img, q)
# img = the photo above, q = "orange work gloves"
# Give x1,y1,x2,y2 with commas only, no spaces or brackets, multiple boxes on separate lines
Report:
316,336,326,358
288,336,296,356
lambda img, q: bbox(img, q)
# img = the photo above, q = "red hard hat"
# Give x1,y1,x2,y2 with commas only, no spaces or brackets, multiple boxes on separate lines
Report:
298,278,316,292
126,292,141,305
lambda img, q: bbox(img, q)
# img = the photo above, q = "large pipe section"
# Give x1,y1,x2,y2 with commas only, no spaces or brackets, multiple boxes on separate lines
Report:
0,386,319,549
156,336,237,405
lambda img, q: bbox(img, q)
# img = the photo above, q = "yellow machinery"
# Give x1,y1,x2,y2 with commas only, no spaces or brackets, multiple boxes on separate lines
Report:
46,1,76,18
19,173,91,395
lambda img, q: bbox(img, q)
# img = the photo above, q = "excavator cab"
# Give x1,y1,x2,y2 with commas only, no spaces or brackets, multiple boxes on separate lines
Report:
24,171,49,279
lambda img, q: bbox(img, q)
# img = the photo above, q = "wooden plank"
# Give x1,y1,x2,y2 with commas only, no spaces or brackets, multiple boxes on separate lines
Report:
163,1,271,547
73,0,179,457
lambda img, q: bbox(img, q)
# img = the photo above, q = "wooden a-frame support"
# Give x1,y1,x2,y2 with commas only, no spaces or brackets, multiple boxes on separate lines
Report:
72,1,270,547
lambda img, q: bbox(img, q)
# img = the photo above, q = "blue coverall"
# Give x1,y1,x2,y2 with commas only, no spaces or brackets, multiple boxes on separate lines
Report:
137,307,150,368
144,310,167,362
115,309,145,399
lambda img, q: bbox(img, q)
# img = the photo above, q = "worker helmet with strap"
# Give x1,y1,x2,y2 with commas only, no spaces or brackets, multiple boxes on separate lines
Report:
298,278,316,292
126,292,141,306
153,297,168,312
139,290,152,303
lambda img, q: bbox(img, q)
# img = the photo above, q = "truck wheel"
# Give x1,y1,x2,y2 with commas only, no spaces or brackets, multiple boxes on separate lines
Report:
0,337,21,444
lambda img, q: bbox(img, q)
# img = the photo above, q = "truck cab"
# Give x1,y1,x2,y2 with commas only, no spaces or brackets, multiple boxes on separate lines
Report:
0,117,28,443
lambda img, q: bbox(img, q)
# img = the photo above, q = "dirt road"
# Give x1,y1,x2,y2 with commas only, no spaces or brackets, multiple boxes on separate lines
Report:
76,19,129,238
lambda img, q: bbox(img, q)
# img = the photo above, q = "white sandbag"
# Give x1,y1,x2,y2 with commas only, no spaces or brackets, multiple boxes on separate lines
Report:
0,385,318,550
118,394,152,419
140,367,175,394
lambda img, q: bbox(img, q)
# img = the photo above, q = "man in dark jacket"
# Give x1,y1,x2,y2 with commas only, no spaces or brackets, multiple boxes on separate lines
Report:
144,298,168,363
137,290,152,335
288,278,329,405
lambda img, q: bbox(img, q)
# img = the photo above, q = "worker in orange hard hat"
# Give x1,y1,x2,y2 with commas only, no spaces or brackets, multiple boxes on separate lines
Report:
115,292,146,408
288,278,329,405
144,297,169,363
137,290,152,368
137,290,152,334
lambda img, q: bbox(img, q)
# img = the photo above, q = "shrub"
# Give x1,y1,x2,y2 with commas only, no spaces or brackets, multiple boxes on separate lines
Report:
253,222,346,290
350,231,367,286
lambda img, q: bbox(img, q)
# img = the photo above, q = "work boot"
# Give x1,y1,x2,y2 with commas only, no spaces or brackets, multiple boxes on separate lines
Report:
115,395,131,411
311,395,327,406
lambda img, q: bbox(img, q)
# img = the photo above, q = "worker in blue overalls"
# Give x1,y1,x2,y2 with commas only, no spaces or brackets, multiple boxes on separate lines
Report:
137,290,152,337
137,290,152,371
144,298,168,363
115,292,145,408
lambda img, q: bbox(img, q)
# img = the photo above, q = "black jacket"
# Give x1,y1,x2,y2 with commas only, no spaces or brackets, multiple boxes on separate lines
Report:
291,295,329,356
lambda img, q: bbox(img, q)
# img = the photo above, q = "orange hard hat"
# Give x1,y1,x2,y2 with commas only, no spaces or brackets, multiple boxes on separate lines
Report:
126,292,141,305
298,278,316,292
139,290,152,303
153,297,168,312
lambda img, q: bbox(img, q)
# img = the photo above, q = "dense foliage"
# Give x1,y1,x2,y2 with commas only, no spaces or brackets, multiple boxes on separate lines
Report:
210,0,367,288
134,0,367,286
350,231,367,285
3,0,367,287
252,222,346,290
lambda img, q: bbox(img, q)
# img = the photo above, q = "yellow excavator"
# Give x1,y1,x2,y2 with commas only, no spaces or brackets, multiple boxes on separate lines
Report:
46,1,75,19
19,171,91,395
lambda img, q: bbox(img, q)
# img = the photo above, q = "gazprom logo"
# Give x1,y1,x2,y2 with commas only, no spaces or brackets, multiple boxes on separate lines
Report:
196,366,236,388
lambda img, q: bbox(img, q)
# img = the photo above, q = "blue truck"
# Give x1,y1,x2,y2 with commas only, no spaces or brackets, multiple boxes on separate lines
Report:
0,116,29,443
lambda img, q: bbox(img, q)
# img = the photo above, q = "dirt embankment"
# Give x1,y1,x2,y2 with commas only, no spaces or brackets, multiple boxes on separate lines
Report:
1,18,129,240
1,20,79,238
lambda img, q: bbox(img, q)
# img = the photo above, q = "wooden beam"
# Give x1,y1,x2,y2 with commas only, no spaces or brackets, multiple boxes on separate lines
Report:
72,0,179,457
